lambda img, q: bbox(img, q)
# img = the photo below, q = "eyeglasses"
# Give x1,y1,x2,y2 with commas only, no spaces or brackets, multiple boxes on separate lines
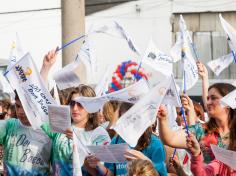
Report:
69,100,83,108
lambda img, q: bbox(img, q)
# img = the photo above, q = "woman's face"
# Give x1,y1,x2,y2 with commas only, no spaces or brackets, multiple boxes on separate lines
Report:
206,88,228,118
70,93,89,124
175,107,184,126
97,111,105,125
15,100,30,126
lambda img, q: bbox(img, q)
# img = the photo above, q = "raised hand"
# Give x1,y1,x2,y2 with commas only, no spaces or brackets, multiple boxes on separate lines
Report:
196,61,208,80
42,47,58,70
156,105,168,121
181,94,197,125
186,133,201,156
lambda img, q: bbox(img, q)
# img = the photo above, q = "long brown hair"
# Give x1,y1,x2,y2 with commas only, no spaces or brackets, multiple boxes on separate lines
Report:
229,116,236,151
206,83,236,132
67,84,98,131
192,100,205,121
103,100,120,122
119,102,152,151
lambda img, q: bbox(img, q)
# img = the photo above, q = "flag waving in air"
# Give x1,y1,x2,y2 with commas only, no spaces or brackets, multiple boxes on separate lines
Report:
207,14,236,76
6,33,25,73
5,53,56,129
219,14,236,51
112,76,172,147
171,15,199,91
91,21,140,55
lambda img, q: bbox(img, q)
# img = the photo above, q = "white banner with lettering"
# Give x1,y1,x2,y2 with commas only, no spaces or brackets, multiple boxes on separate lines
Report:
112,76,172,147
5,53,56,129
143,39,173,76
75,79,150,113
207,53,233,76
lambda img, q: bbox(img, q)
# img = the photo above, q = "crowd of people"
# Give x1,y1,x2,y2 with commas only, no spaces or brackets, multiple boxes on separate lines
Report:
0,48,235,176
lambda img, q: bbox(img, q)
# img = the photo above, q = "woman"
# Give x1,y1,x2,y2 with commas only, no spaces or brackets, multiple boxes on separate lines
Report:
41,85,111,175
0,92,52,175
186,114,236,176
158,83,236,163
101,100,120,138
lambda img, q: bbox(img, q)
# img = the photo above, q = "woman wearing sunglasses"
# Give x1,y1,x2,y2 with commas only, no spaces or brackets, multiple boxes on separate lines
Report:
39,50,110,175
41,85,111,176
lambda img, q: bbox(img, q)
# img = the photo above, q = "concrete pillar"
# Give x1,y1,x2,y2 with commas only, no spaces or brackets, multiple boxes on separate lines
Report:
61,0,86,82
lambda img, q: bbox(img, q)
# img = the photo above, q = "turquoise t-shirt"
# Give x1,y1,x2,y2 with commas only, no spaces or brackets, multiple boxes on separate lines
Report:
0,118,52,176
41,124,111,176
105,134,167,176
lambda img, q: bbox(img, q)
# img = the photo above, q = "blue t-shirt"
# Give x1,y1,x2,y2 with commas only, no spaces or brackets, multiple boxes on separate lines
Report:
105,134,167,176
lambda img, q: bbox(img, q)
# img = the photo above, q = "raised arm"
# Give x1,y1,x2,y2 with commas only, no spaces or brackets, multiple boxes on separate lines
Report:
196,61,209,110
157,105,187,149
40,48,58,87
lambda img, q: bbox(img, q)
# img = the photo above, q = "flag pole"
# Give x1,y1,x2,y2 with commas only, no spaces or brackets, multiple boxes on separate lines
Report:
231,50,236,63
56,35,86,52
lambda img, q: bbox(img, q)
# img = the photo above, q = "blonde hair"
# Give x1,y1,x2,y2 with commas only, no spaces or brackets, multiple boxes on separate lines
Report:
127,159,159,176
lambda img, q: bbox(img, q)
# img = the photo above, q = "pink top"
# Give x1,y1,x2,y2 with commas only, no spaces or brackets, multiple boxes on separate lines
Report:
191,153,236,176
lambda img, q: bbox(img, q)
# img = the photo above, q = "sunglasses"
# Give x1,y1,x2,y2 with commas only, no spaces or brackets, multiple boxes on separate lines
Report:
69,100,83,108
0,112,7,119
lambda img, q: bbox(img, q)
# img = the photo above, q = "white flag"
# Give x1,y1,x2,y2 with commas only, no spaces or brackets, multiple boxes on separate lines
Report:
179,15,199,91
0,73,14,94
206,14,236,77
95,66,113,96
74,96,108,113
112,77,172,147
53,61,81,90
162,75,181,107
219,14,236,51
91,21,140,55
73,132,83,176
5,53,56,129
53,82,61,104
6,33,25,73
221,89,236,109
207,53,234,76
170,33,182,62
232,80,236,87
182,57,199,91
105,78,150,103
143,38,173,76
211,144,236,170
75,79,150,113
78,37,98,83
